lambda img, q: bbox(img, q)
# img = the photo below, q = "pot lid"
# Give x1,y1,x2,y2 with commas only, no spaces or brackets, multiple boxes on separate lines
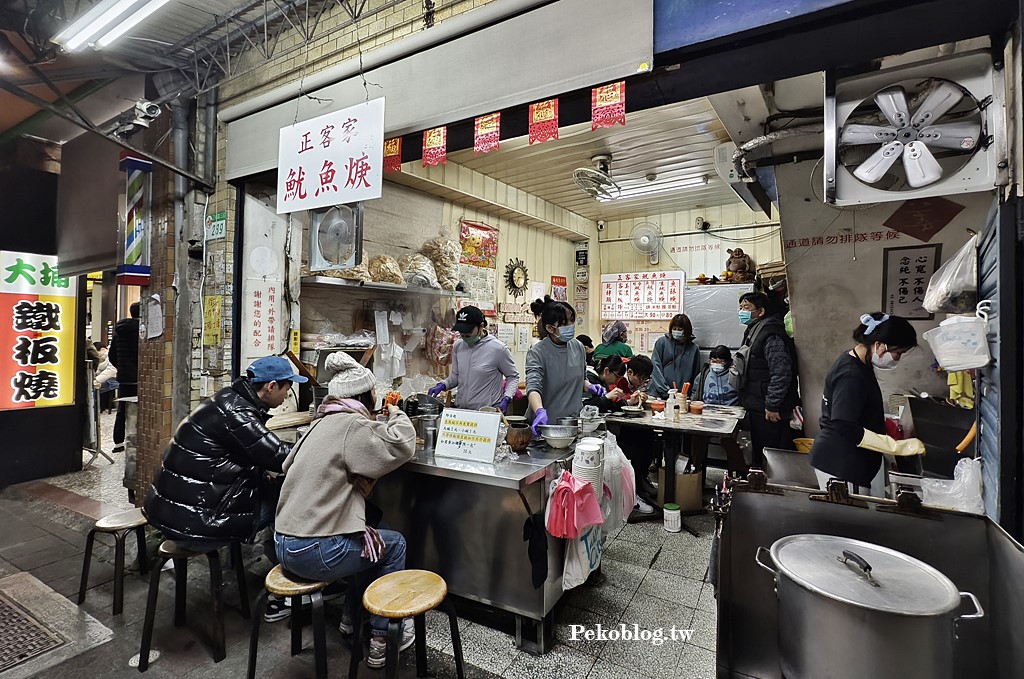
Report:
770,535,960,616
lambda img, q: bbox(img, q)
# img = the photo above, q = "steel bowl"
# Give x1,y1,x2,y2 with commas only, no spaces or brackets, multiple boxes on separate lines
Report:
542,435,576,449
537,424,579,438
620,406,645,418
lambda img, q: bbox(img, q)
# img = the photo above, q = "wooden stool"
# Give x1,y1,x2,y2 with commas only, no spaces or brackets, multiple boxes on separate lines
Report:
137,540,250,672
349,570,464,679
247,565,330,679
78,507,149,615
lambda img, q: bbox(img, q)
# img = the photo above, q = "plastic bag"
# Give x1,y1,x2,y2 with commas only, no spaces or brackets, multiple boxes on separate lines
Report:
923,235,978,313
426,323,458,366
922,316,991,370
399,254,441,289
563,524,602,591
920,457,984,514
421,236,461,290
367,255,405,285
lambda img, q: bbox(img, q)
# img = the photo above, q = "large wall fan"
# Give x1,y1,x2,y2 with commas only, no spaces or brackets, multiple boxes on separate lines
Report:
573,154,621,201
629,221,663,265
309,203,363,271
824,50,1006,205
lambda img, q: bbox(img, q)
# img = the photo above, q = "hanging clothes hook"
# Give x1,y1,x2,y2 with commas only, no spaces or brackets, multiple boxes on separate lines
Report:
976,299,992,322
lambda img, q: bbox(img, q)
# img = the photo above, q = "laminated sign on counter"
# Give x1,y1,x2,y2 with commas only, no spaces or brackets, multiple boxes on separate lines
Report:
434,409,501,463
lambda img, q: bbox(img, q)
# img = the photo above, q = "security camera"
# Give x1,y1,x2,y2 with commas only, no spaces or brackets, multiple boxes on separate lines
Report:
597,220,606,231
132,100,162,128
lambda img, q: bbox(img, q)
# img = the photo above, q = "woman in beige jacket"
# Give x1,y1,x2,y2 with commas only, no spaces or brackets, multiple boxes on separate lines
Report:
274,352,417,670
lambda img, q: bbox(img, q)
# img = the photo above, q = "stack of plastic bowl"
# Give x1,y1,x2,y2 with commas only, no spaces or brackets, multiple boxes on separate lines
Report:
572,440,604,498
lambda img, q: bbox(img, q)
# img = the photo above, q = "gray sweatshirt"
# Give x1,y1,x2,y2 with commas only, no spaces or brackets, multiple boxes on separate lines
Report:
442,334,519,410
525,337,586,422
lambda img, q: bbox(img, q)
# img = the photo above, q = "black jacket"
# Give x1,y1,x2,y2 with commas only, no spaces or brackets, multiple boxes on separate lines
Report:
739,315,799,413
144,378,290,544
108,317,140,385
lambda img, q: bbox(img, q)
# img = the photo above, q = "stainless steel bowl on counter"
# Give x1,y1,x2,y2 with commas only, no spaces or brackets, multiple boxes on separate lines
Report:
537,424,578,449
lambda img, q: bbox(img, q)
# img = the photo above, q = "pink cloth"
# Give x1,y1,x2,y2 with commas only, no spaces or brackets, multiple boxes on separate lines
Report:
546,470,604,539
621,463,636,518
317,398,371,420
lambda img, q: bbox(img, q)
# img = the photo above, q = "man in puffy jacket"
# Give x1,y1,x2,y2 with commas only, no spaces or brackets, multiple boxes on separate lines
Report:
144,355,306,554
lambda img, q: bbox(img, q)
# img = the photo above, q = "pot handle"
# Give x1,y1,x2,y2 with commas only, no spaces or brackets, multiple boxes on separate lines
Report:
755,546,777,575
840,550,872,574
957,592,985,621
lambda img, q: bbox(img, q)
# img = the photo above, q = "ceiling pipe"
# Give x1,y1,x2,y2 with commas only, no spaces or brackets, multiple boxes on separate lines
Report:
218,0,556,122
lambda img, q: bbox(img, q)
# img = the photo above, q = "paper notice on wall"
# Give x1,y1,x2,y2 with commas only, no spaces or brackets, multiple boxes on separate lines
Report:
496,323,515,345
146,294,164,339
530,281,546,302
460,265,497,315
393,344,406,378
405,328,425,353
374,341,393,382
390,310,403,325
517,324,532,351
375,310,391,345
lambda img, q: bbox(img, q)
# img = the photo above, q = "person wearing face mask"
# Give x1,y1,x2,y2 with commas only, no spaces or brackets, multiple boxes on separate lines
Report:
650,314,701,399
694,345,739,406
592,320,634,363
809,313,925,497
428,306,519,412
734,292,799,468
526,297,586,435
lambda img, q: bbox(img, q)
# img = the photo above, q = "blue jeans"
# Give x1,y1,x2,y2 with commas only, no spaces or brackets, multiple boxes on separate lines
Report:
275,531,407,637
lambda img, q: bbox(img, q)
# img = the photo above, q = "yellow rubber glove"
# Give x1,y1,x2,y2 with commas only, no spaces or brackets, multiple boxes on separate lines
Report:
859,429,927,456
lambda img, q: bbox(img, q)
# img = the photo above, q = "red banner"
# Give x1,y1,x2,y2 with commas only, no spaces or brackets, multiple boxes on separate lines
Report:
529,99,559,145
592,81,626,130
422,126,447,167
474,112,501,155
383,137,402,173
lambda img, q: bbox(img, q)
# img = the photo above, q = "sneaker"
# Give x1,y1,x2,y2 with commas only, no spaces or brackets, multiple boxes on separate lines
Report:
635,498,656,514
264,594,290,622
366,619,415,669
338,610,354,636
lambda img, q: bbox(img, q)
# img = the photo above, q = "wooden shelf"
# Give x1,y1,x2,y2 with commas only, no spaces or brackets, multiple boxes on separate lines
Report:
301,276,468,297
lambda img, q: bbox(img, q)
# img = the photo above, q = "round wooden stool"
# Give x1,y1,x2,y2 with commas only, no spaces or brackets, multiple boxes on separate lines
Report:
247,565,330,679
349,570,464,679
78,507,149,616
137,539,250,672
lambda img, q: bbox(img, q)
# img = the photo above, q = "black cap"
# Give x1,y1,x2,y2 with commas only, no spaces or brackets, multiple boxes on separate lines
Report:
453,305,486,333
577,334,594,349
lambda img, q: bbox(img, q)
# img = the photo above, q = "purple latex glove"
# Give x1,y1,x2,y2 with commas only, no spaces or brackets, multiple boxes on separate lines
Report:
588,383,607,397
428,383,445,398
531,408,548,436
498,396,511,414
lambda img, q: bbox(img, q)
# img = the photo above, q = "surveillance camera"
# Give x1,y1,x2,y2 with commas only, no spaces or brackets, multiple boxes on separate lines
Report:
135,100,161,119
597,220,606,231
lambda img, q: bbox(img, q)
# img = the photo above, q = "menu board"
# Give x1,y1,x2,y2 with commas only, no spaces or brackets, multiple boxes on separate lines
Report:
1,251,77,410
434,408,502,463
600,271,684,320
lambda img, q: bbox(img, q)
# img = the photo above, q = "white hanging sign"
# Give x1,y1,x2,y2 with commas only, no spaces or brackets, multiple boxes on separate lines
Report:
434,408,502,463
276,98,385,214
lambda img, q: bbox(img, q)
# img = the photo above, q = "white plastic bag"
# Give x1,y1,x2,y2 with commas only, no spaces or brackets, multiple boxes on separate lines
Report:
923,235,978,313
563,524,602,590
922,316,991,370
920,457,984,514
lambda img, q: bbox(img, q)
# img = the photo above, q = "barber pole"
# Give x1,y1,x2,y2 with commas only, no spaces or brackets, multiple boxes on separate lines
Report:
117,152,152,286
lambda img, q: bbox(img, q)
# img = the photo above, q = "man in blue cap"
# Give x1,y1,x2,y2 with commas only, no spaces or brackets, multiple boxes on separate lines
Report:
144,355,307,555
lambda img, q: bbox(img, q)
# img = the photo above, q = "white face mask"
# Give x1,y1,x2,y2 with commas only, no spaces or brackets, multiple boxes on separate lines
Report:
710,364,727,374
871,345,899,371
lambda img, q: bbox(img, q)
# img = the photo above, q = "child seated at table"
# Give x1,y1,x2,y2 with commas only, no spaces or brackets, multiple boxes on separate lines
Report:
694,345,739,406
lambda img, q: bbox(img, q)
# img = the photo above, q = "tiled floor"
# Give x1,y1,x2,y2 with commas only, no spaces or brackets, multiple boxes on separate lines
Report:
0,435,722,679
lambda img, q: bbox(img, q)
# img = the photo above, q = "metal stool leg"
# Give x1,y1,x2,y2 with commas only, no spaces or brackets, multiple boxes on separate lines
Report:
207,550,226,663
290,595,303,656
446,599,465,679
135,526,149,574
138,557,167,672
414,614,428,677
347,604,363,679
172,558,188,627
230,542,250,619
311,590,327,679
385,618,402,679
113,530,127,616
247,591,269,679
77,529,97,605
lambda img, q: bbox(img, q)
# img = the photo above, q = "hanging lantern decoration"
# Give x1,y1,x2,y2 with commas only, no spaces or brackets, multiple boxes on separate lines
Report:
383,137,403,173
592,81,626,130
529,99,559,145
474,112,501,155
422,126,447,167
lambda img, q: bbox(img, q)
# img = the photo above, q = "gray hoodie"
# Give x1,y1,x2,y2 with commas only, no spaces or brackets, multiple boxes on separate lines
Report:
525,337,586,421
442,334,519,410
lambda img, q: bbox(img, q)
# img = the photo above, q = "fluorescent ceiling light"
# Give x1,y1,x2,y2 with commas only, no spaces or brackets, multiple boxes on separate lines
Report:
97,0,172,47
598,175,708,202
53,0,171,51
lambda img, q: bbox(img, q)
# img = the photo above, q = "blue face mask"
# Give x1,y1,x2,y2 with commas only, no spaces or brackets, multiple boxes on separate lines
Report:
710,364,728,374
557,325,576,342
738,310,754,325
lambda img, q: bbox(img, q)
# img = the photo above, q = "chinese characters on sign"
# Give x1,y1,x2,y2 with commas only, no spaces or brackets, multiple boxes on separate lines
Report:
422,126,447,167
882,245,941,320
474,112,501,155
276,98,385,214
434,409,502,463
600,271,685,321
551,276,568,302
784,230,901,249
383,137,402,173
242,281,282,361
529,99,559,144
592,81,626,130
1,251,76,410
669,243,721,254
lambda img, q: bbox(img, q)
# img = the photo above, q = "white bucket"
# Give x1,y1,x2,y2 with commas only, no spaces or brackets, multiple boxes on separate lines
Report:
663,503,681,533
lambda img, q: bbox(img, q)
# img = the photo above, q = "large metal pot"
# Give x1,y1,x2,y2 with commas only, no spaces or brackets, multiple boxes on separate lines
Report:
755,534,984,679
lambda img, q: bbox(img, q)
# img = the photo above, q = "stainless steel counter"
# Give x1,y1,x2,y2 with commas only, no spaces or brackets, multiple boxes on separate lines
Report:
374,442,570,652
